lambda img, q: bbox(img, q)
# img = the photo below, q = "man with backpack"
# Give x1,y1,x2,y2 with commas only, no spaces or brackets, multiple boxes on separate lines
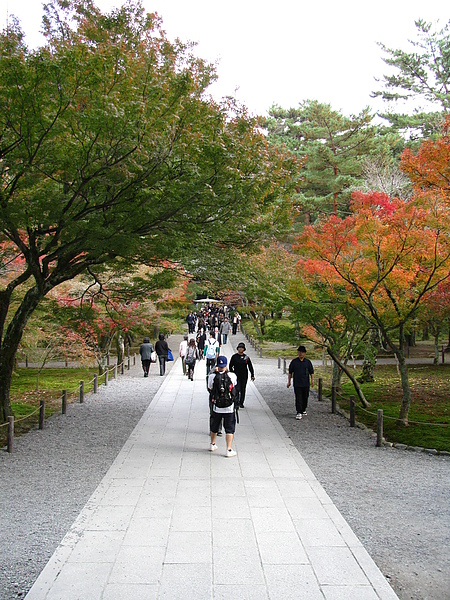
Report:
208,356,238,457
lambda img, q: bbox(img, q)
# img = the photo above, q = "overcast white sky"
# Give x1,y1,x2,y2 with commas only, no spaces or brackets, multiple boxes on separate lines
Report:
2,0,448,117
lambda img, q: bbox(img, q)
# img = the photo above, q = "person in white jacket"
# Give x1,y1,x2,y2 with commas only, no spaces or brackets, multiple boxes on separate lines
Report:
179,334,188,375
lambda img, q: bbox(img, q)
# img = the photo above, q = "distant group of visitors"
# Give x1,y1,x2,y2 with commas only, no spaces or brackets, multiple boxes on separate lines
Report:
139,305,315,457
139,333,171,377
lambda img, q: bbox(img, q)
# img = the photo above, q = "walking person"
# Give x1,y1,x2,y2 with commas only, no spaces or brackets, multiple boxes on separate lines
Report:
287,345,315,419
232,313,239,335
185,338,200,380
219,317,231,345
155,333,169,376
208,356,238,457
196,327,206,359
204,331,220,377
229,342,255,408
179,334,188,375
213,325,221,347
139,337,154,377
186,312,196,334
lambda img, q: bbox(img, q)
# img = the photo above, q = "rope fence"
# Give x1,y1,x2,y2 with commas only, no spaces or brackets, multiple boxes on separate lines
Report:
274,352,449,450
2,354,137,454
330,384,449,449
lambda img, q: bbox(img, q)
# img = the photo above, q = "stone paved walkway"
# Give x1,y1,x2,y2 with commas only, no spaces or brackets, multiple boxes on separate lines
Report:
25,340,399,600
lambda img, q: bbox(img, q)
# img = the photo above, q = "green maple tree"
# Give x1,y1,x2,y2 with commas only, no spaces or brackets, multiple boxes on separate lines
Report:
0,0,297,421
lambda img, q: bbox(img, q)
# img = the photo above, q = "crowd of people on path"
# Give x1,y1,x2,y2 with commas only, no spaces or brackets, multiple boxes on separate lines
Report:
139,304,315,457
138,305,242,380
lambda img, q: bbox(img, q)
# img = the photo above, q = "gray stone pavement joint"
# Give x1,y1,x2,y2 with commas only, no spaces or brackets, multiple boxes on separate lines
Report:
25,334,399,600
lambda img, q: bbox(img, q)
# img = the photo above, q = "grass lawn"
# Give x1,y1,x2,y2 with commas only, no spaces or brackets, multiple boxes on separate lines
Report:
314,364,450,452
1,367,99,447
240,318,449,452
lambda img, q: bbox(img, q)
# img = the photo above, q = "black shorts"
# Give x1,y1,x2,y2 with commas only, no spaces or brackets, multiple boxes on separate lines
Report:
210,411,236,434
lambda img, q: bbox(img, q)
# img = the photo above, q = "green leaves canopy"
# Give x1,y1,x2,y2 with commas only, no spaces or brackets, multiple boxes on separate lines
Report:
373,19,450,139
0,0,297,419
264,101,392,222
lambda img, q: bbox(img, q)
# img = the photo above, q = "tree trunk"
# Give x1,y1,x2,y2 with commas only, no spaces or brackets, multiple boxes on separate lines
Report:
249,312,261,336
326,347,370,408
395,351,411,426
116,333,125,367
434,330,440,365
379,326,412,426
259,313,266,336
0,286,45,422
331,361,343,390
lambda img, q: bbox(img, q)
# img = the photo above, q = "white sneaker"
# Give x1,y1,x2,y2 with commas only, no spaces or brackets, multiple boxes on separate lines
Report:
226,449,237,457
210,443,218,452
302,412,307,416
296,413,302,420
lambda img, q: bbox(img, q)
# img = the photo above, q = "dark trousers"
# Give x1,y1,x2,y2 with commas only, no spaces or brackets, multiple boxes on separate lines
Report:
236,378,248,406
294,386,310,414
158,356,166,375
210,411,235,434
206,357,216,374
187,362,195,379
232,323,237,334
141,359,151,376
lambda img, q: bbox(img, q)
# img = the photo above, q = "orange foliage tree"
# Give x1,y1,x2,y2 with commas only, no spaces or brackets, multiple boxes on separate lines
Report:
295,188,450,425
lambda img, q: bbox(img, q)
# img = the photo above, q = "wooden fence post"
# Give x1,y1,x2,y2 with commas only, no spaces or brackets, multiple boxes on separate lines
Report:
105,369,108,386
121,362,124,375
7,416,14,453
331,386,336,414
62,390,67,414
376,409,383,447
318,378,322,402
80,380,84,403
278,355,281,369
39,400,45,429
349,396,355,427
283,358,286,375
127,357,130,370
94,374,98,393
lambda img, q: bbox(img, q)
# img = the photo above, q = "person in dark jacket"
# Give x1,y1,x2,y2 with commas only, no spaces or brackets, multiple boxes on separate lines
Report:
196,327,207,359
139,337,154,377
287,345,314,419
155,333,169,376
228,342,255,408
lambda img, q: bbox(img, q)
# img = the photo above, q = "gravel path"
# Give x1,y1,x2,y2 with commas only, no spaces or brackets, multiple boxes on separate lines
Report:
251,352,450,600
0,336,449,600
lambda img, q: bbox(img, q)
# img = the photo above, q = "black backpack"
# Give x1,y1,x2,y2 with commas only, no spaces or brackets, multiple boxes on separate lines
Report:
212,371,236,408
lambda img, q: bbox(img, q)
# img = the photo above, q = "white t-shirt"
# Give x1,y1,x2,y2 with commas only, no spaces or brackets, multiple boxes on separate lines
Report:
208,370,237,414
